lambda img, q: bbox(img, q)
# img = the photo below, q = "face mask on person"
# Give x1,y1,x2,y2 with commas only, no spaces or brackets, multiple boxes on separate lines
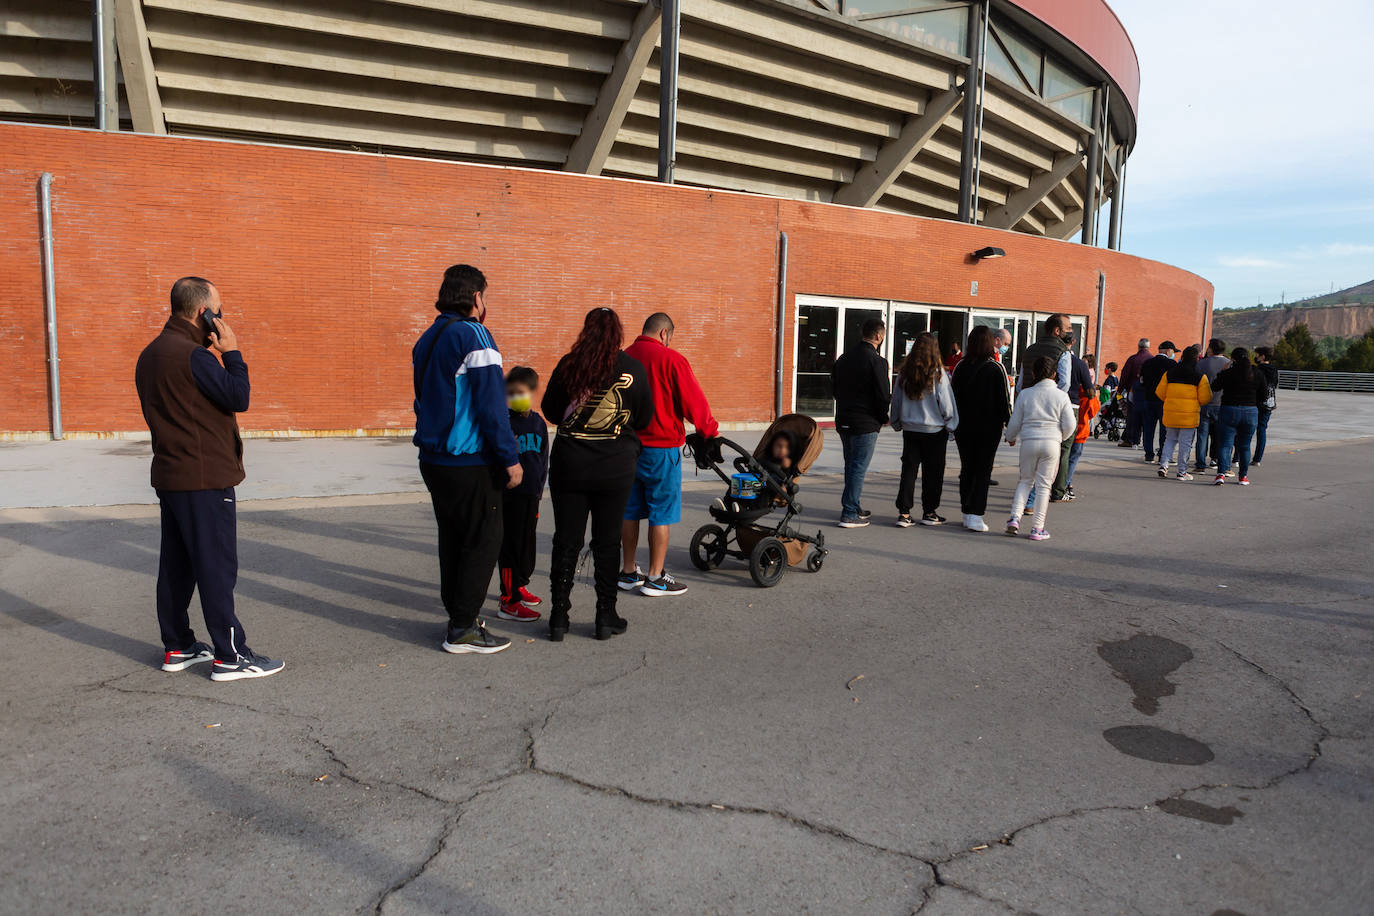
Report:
508,393,532,413
997,344,1010,356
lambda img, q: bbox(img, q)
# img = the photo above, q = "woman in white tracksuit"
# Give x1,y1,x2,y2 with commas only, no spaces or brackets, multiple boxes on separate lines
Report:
1003,355,1077,541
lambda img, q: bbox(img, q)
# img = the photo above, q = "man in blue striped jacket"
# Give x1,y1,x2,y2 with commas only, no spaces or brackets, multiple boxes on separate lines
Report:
414,264,523,656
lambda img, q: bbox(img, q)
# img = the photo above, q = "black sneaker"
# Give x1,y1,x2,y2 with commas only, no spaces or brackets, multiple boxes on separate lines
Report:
617,567,646,592
857,509,872,520
210,649,285,682
896,514,916,528
442,620,511,655
837,516,870,528
640,571,688,597
1064,486,1077,500
162,641,214,672
919,513,946,526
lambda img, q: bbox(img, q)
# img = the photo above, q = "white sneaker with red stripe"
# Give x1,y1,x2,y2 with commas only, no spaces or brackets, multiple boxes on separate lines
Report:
161,641,213,672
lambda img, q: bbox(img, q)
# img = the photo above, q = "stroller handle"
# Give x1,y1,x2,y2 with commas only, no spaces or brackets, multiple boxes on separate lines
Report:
688,436,794,502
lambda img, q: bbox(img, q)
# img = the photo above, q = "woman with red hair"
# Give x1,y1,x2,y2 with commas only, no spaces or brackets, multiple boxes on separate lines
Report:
540,308,654,641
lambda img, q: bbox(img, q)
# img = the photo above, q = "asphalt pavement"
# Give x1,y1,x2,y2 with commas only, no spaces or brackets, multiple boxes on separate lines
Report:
1,415,1371,913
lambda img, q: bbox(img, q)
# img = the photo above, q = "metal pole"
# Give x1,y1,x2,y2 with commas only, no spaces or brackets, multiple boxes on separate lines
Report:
956,1,985,222
93,0,106,129
775,232,788,419
1080,88,1102,245
92,0,117,129
1106,150,1124,250
1094,271,1105,371
1109,157,1127,250
39,173,63,440
657,0,679,184
970,0,990,225
1094,88,1111,245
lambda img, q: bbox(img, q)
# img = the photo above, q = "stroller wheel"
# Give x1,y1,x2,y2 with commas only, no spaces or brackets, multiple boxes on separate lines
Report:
805,550,825,573
689,523,729,571
748,537,788,588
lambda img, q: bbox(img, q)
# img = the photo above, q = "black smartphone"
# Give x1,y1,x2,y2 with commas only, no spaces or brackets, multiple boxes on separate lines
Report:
199,307,223,343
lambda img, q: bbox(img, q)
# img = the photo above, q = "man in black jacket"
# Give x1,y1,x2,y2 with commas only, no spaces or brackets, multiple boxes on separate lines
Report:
830,318,889,528
1137,341,1178,464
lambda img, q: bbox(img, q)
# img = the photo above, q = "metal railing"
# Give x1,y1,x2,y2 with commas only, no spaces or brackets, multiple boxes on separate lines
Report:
1277,370,1374,393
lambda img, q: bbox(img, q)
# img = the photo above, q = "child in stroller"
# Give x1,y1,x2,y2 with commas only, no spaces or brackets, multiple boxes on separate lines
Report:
685,414,828,588
1093,393,1128,441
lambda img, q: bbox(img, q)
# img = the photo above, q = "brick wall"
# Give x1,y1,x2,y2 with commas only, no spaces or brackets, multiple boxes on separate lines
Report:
0,124,1212,436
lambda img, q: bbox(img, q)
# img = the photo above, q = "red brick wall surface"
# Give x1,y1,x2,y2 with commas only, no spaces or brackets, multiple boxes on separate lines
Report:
0,124,1212,435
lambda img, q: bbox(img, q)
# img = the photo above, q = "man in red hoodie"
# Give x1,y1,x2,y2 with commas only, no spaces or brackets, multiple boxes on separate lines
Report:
619,312,719,597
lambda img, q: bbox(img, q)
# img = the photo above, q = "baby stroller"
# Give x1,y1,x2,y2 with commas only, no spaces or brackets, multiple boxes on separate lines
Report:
684,414,829,588
1093,394,1127,441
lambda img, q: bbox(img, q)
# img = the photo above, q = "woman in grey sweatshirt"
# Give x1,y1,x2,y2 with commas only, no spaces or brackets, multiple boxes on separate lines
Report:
890,333,959,527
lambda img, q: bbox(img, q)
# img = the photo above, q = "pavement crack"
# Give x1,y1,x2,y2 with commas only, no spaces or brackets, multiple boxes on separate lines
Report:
366,797,467,916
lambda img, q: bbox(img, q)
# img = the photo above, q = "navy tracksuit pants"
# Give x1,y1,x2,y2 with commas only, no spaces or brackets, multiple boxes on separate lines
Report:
156,487,246,662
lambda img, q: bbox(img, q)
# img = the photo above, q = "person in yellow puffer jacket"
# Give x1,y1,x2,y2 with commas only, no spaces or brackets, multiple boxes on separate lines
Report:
1154,344,1212,480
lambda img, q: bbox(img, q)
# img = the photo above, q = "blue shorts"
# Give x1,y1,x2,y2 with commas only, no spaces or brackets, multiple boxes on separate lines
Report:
625,446,682,526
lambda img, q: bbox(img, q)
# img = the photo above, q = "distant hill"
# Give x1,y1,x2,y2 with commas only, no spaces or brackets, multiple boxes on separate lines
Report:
1213,302,1374,350
1288,279,1374,308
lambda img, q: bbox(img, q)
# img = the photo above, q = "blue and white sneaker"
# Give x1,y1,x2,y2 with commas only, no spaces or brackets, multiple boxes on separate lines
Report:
618,566,646,592
210,649,285,682
161,641,214,672
639,571,688,597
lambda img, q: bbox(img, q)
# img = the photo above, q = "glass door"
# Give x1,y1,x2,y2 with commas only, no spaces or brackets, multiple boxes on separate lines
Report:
795,300,840,416
887,305,931,376
794,296,888,417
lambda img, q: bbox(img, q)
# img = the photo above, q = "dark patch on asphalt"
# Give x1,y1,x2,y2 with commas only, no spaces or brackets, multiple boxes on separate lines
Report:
1102,725,1214,765
1156,797,1243,824
103,443,150,456
1097,633,1194,715
1212,910,1248,916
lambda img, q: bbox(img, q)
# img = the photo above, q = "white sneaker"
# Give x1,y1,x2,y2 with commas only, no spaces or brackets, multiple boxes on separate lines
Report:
965,515,989,533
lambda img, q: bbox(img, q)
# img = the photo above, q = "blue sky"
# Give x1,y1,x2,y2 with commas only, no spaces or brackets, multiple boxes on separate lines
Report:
1107,0,1374,309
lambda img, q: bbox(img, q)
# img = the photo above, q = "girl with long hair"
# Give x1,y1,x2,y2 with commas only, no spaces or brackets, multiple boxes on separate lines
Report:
1209,346,1264,485
950,325,1012,532
890,332,959,527
540,308,653,640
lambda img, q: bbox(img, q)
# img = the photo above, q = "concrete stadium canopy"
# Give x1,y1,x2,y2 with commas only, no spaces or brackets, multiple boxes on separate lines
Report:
1,0,1137,241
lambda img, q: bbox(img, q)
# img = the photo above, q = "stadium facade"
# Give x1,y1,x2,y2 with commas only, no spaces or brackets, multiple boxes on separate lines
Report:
0,0,1212,436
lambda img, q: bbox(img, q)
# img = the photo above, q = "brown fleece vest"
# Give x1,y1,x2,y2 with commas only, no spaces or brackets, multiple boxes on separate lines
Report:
134,317,245,491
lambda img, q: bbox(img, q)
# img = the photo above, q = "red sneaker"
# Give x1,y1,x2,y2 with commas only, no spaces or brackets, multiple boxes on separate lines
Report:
497,600,541,622
516,586,542,607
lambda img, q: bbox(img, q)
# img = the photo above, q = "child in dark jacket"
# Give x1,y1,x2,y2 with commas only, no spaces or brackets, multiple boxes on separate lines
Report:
498,367,549,621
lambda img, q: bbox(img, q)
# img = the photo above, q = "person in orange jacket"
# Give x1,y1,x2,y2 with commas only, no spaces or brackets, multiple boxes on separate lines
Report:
1154,344,1212,480
1064,366,1100,497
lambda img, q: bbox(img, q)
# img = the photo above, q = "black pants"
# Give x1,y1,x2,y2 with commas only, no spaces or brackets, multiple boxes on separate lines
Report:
896,430,947,516
156,487,245,661
550,479,633,622
1050,433,1074,500
420,463,502,630
499,492,540,602
955,429,1000,516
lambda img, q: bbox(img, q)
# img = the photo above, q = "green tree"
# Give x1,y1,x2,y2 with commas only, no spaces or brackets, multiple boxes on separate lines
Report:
1272,323,1329,370
1334,327,1374,373
1316,335,1354,362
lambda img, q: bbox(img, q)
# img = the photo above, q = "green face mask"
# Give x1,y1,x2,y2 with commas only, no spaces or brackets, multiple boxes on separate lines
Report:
508,393,532,413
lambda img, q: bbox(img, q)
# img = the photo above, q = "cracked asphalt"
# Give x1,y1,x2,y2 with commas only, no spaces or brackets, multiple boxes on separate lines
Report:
1,436,1371,914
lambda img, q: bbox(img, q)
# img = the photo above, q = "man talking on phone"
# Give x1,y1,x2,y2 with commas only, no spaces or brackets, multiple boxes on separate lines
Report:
134,277,284,681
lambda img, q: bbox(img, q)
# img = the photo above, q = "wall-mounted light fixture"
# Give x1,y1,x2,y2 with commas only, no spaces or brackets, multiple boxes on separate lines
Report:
971,246,1006,261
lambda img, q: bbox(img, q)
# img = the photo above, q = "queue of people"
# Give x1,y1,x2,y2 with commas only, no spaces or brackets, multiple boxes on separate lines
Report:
133,273,1281,678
